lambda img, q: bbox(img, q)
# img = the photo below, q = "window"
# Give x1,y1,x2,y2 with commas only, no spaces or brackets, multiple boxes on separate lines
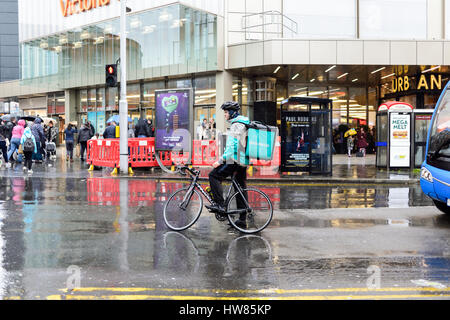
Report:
194,76,216,105
360,0,427,39
283,0,356,39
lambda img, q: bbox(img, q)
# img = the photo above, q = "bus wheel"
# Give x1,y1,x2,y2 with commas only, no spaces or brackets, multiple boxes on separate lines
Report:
433,200,450,215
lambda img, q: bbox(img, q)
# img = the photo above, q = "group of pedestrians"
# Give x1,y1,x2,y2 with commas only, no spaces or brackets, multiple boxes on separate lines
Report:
63,121,95,162
0,117,58,174
197,118,216,140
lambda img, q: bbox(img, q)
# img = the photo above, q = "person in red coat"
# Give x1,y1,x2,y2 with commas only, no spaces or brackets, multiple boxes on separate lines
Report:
356,127,369,157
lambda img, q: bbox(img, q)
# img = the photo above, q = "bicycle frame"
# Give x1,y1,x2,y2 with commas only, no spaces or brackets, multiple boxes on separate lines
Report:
180,170,251,215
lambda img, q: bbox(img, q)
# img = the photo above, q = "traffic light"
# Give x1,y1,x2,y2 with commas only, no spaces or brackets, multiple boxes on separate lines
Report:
105,64,117,87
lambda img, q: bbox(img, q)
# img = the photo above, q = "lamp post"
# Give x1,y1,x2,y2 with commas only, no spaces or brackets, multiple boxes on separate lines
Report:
119,0,128,174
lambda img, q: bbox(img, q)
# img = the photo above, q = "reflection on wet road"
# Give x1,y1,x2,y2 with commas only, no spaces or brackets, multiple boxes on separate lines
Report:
0,176,448,300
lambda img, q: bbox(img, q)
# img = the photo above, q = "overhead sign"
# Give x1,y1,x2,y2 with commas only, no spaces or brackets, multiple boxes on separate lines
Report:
391,74,442,93
60,0,111,17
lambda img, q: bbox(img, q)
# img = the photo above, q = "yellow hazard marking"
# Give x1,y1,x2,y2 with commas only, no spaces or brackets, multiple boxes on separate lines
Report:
44,286,450,300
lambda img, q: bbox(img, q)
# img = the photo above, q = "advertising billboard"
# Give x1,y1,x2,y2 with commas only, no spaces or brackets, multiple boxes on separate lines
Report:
155,89,193,152
390,113,411,167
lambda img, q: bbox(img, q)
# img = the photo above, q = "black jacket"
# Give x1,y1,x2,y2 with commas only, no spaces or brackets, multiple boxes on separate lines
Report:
77,126,92,143
134,119,151,137
103,125,116,139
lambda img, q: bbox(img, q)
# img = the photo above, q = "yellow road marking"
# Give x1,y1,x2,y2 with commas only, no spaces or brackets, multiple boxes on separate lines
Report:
47,293,450,300
59,286,450,294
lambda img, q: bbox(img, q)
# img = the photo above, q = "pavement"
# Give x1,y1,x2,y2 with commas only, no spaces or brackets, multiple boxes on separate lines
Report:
0,148,420,185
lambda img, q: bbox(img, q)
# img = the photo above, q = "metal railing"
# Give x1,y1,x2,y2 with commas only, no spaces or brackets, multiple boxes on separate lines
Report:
241,11,298,41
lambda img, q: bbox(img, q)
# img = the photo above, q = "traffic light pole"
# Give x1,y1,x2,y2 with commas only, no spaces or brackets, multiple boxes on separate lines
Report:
119,0,128,174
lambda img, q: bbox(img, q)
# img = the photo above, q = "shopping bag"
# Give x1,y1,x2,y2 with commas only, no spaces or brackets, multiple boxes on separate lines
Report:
76,144,80,157
18,144,23,154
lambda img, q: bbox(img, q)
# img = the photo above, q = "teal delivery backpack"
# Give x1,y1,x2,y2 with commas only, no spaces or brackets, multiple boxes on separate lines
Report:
243,121,278,160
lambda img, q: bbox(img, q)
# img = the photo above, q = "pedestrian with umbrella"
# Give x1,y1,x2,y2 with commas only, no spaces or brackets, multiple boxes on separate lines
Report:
345,128,357,157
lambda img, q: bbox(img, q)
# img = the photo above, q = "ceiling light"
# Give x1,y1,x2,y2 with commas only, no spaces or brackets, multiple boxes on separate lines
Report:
159,13,171,22
422,66,441,73
104,25,113,34
291,73,299,80
381,73,396,79
352,78,358,82
371,67,385,74
142,25,156,34
130,19,142,29
310,78,315,82
337,73,348,79
273,66,281,74
80,32,90,40
325,65,336,73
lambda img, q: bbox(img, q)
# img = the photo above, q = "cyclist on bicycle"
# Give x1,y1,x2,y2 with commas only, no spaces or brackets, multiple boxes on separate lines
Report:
205,101,250,228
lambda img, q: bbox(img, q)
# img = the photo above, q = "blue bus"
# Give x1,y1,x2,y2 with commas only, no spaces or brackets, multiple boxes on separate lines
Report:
420,81,450,214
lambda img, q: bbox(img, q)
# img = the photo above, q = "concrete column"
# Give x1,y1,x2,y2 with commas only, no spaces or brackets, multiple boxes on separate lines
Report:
427,0,444,40
215,70,233,133
64,90,77,124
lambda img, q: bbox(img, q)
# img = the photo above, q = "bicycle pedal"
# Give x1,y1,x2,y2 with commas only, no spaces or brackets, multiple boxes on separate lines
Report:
215,212,227,221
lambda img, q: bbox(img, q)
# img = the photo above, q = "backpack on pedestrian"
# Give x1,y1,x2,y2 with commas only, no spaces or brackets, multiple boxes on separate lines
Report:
23,135,34,152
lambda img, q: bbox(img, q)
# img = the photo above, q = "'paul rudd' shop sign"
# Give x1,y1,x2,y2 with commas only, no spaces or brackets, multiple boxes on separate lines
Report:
60,0,111,17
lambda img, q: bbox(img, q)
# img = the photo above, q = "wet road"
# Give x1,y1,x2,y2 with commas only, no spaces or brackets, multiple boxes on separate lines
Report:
0,176,448,300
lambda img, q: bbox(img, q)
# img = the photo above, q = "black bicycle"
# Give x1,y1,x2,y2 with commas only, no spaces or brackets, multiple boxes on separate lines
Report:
163,166,273,234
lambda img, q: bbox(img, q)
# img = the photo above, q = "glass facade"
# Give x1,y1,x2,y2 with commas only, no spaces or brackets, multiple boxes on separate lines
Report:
20,4,217,89
359,0,427,39
283,0,356,39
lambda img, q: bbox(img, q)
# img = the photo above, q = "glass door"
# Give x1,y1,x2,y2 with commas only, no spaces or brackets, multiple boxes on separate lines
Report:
414,113,432,167
376,113,388,167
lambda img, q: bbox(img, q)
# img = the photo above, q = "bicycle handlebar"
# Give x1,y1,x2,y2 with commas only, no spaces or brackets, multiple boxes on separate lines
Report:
175,165,200,177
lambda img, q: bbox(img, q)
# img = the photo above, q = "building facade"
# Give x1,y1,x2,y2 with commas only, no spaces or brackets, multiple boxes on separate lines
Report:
0,0,449,138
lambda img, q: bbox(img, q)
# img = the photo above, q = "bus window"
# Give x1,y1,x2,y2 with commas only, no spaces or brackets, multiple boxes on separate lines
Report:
428,88,450,162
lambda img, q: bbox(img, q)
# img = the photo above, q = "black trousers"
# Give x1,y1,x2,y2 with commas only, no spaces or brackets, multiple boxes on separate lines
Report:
80,141,87,160
209,164,247,211
24,151,33,170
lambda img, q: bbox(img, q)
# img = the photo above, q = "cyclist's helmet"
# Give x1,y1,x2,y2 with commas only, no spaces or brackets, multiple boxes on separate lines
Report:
221,101,240,119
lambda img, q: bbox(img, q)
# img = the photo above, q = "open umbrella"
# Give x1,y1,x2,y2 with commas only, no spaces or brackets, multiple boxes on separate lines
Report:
1,114,12,122
41,117,58,126
344,128,357,138
106,114,132,124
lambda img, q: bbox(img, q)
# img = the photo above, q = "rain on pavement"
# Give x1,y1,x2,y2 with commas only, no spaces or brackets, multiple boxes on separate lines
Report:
0,160,449,300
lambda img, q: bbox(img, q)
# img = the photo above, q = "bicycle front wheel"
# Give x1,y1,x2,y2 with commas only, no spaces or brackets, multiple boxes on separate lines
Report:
227,188,273,234
163,187,203,231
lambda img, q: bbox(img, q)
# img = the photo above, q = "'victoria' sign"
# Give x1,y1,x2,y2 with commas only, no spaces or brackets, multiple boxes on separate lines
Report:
59,0,111,17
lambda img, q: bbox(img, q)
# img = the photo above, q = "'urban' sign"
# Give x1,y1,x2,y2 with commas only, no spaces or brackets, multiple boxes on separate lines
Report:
60,0,111,17
391,74,442,93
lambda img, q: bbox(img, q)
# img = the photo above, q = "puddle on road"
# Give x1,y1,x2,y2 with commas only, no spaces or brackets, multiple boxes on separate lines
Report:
274,214,450,229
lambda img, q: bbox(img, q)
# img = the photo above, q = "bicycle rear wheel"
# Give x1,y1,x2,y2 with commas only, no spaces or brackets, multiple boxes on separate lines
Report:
163,187,203,231
227,188,273,234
